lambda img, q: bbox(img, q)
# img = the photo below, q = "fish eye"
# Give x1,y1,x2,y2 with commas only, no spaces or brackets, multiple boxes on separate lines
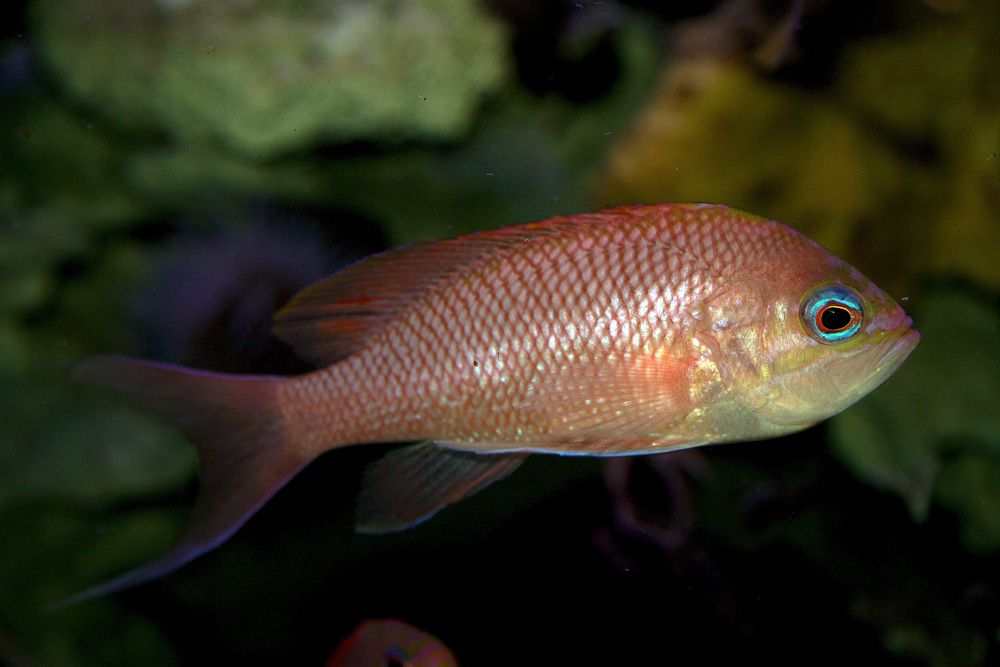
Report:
801,285,864,343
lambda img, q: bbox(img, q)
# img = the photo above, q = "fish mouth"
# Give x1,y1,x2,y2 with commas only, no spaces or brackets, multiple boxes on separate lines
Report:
870,320,920,383
819,319,919,409
765,319,920,430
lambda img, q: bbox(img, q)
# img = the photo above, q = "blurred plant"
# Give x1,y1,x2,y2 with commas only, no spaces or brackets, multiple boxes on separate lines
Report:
593,451,745,629
596,451,706,562
0,237,191,665
131,206,380,373
32,0,508,157
830,285,1000,549
601,0,1000,292
0,95,148,375
688,437,997,666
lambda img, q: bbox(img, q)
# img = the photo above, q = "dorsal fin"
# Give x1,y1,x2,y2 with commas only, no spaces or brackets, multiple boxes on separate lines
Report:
271,206,670,366
272,239,493,365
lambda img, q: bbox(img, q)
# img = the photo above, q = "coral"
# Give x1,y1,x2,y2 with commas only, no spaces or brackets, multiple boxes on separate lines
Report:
835,7,1000,289
32,0,509,157
600,59,893,254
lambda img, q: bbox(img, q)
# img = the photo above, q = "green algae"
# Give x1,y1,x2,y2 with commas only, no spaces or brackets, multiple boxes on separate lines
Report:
33,0,508,157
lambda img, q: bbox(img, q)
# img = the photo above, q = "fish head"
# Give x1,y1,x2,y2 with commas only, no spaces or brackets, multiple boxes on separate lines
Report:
724,238,920,432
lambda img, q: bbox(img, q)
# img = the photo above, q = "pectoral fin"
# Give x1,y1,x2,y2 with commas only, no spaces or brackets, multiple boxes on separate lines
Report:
355,442,527,534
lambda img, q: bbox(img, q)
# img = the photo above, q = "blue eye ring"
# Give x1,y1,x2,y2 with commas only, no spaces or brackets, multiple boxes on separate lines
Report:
801,285,864,343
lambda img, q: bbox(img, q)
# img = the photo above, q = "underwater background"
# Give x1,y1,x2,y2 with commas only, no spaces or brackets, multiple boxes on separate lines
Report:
1,0,999,664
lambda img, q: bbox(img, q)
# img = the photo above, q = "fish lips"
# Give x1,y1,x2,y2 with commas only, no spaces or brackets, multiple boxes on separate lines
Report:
873,319,920,381
768,320,920,430
828,319,920,407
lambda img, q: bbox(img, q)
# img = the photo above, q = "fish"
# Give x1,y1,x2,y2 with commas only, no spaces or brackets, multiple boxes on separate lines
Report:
65,203,919,603
325,619,457,667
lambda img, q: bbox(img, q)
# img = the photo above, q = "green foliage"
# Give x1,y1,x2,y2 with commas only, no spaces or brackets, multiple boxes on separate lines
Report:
0,96,145,228
33,0,508,157
602,60,897,254
0,240,193,663
118,15,660,244
835,3,1000,291
694,450,992,666
830,288,1000,548
1,380,195,508
601,1,1000,293
0,505,179,667
937,454,1000,553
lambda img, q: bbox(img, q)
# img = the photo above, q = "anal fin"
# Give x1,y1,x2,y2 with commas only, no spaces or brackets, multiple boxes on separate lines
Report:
355,442,527,534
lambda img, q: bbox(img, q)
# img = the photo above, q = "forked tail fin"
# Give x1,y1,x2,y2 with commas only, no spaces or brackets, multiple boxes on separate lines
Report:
52,355,309,608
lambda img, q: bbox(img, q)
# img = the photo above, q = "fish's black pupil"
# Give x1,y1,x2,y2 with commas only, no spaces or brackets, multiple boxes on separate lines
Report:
820,305,852,331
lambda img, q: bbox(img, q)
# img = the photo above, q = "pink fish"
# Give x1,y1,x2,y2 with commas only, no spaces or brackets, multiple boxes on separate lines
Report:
325,619,457,667
67,203,918,601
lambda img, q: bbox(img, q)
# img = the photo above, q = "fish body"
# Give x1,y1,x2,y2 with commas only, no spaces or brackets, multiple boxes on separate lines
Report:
277,203,913,453
67,203,918,602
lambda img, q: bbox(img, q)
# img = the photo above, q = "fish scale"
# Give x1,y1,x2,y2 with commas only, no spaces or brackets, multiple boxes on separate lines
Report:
281,205,787,452
62,203,918,603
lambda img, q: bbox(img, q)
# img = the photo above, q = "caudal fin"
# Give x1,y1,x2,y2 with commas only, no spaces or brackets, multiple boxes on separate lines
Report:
52,355,308,608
